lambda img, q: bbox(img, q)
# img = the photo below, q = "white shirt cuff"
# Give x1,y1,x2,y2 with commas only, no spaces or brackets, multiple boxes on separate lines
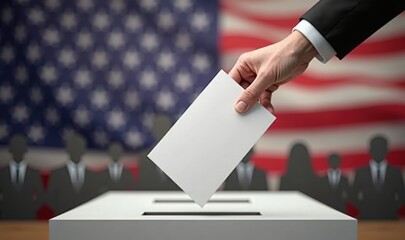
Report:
293,20,336,63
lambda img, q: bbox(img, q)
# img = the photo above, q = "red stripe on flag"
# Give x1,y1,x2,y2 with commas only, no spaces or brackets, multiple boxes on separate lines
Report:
252,148,405,175
267,105,405,131
350,35,405,56
221,35,405,57
221,4,299,28
220,32,405,58
292,75,405,89
220,35,274,52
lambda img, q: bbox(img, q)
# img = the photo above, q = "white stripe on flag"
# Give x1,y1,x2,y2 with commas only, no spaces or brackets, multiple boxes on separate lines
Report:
255,121,405,155
272,85,405,111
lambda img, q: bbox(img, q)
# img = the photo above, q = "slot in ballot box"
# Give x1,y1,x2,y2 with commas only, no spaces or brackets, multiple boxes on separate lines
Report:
50,191,357,240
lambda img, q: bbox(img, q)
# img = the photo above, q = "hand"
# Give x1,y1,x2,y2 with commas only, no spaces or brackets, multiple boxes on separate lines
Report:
229,31,317,113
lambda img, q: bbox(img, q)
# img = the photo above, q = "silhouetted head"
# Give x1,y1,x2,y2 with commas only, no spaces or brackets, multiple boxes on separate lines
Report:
241,148,254,164
108,142,123,163
65,134,87,164
369,135,388,163
289,143,310,161
9,134,27,163
328,153,341,170
285,142,314,177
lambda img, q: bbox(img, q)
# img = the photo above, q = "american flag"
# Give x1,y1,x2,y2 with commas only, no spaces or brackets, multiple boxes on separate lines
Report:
0,0,218,153
0,0,404,177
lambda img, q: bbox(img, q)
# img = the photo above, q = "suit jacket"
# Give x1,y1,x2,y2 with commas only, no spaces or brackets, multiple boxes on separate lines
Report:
352,164,405,219
302,0,405,59
136,152,180,191
47,166,101,215
98,167,134,193
279,174,321,200
224,168,268,191
318,174,350,213
0,166,44,219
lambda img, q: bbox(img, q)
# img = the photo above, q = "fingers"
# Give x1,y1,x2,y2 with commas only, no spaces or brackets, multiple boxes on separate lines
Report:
259,89,275,114
228,53,256,84
235,73,271,113
228,59,243,84
237,80,277,113
268,84,279,92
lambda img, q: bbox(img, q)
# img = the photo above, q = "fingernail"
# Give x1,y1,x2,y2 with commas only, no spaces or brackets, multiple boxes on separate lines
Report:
235,101,247,113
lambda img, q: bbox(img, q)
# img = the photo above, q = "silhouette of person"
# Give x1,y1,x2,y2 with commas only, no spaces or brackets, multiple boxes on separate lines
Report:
318,153,350,213
0,134,44,219
279,143,320,199
98,143,135,192
47,133,100,214
137,114,180,190
224,148,268,190
352,135,405,219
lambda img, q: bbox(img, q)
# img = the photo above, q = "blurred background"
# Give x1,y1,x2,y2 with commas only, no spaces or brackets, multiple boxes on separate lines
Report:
0,0,404,222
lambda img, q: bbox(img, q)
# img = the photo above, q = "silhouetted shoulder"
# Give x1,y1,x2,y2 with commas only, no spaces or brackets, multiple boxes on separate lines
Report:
387,164,402,176
98,167,109,176
355,165,370,175
49,165,69,180
256,168,268,181
319,175,329,183
26,166,41,174
51,165,68,174
255,167,266,175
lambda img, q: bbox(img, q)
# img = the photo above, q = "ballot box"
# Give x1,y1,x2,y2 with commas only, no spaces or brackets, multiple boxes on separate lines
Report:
50,191,357,240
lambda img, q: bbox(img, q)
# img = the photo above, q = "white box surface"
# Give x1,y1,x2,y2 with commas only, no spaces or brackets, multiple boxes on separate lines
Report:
50,191,357,240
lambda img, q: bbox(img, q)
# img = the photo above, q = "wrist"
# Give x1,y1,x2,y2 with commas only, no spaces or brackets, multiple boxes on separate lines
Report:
287,31,317,62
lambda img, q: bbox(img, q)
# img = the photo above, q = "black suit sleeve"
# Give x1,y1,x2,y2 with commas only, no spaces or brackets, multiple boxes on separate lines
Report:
301,0,405,59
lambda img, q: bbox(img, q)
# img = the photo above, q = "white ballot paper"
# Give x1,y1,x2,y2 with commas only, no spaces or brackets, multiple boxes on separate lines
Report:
148,70,276,207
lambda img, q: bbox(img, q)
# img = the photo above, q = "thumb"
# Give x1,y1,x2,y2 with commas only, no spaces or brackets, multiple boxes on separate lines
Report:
235,74,270,113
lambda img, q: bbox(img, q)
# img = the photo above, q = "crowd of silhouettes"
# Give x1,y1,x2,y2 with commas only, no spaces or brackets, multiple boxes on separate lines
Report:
0,133,141,218
0,115,182,219
279,136,405,219
0,124,404,219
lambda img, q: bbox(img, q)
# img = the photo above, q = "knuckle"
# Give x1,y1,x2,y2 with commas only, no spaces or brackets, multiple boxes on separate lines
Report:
244,87,259,100
260,70,271,79
261,69,275,83
238,53,250,63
